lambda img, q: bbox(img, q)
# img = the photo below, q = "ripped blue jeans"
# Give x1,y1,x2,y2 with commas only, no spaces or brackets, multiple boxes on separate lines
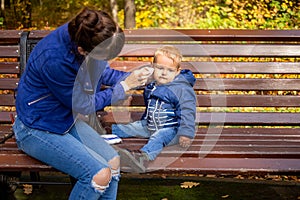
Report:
13,116,120,200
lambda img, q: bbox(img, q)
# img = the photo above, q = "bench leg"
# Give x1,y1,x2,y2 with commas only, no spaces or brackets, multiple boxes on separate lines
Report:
0,172,21,196
69,175,77,187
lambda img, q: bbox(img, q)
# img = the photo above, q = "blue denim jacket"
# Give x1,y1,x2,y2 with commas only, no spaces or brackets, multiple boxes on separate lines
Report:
15,23,128,134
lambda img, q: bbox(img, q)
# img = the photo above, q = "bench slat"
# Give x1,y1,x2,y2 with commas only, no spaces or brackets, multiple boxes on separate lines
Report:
196,128,300,135
120,44,300,57
146,157,300,174
198,95,300,107
196,112,300,125
184,62,300,74
0,78,19,90
129,94,300,107
0,153,53,171
0,112,15,123
0,30,23,44
0,94,15,106
29,29,300,42
0,46,20,58
123,29,300,42
101,112,300,126
0,125,13,133
0,62,20,74
110,61,300,74
195,78,300,90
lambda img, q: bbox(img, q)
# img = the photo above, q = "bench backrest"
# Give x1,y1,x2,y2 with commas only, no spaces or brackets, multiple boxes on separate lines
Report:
0,31,26,139
106,29,300,128
1,29,300,128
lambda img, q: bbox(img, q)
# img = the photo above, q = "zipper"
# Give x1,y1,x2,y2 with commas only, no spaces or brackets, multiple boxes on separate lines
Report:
63,118,78,134
152,99,159,131
27,94,52,106
158,101,164,127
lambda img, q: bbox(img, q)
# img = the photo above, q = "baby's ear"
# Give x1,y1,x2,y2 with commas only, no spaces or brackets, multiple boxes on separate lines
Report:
176,67,181,75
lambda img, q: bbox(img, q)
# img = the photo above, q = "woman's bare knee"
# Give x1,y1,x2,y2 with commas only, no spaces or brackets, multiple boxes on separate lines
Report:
92,167,111,191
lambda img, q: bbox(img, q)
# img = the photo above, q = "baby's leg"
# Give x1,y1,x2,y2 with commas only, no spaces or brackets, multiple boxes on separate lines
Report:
141,128,177,160
112,121,150,138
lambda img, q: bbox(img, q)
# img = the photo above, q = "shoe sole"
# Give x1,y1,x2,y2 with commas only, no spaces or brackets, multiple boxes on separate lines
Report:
115,146,146,173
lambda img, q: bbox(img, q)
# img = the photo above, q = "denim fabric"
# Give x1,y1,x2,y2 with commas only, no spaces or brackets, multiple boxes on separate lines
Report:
13,116,120,200
112,121,178,160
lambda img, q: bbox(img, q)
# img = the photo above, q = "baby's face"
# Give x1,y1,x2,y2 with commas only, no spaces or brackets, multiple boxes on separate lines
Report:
153,55,180,85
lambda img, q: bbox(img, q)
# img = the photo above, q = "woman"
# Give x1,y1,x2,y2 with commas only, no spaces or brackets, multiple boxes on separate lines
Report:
13,7,149,200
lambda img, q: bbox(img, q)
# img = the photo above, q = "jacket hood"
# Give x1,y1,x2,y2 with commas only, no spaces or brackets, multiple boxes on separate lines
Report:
170,69,196,87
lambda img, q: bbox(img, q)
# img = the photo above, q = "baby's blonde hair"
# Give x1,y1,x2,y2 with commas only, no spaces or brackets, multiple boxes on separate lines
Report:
153,45,182,68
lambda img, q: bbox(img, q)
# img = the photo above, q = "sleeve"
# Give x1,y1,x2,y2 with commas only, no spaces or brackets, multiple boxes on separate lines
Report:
40,56,129,115
73,64,130,114
175,87,196,139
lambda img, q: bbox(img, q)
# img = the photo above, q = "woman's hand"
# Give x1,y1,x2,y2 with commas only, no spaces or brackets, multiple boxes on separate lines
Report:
123,67,154,90
179,136,191,148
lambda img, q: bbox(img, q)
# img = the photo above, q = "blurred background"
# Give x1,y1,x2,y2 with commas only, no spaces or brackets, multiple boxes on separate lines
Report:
0,0,299,30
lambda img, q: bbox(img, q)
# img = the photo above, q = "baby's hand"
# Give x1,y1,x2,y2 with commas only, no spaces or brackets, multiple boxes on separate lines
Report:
179,136,191,148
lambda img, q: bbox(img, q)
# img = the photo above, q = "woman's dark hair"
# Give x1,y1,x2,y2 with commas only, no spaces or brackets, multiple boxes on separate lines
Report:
68,7,125,59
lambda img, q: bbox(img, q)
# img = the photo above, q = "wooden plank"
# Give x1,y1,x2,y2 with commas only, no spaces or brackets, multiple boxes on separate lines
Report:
110,61,300,74
183,62,300,74
120,44,300,57
195,128,300,135
0,112,15,123
0,30,23,43
0,94,15,106
0,46,20,58
28,29,300,42
0,153,53,171
0,62,20,74
27,30,50,39
195,78,300,90
0,78,19,90
129,94,300,107
109,61,151,71
196,112,300,125
145,157,300,174
123,29,300,42
100,112,300,125
0,94,16,106
0,125,12,133
196,95,300,107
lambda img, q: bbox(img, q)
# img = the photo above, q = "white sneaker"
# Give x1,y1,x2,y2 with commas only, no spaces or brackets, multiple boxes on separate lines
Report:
101,134,122,144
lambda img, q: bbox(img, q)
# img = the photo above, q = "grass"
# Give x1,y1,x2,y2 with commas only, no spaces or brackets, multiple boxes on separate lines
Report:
10,172,300,200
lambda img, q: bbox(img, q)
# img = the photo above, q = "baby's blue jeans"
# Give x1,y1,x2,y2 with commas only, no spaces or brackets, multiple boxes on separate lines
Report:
112,121,178,160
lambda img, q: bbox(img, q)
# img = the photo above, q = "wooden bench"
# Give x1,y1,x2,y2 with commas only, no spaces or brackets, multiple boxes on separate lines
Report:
0,29,300,192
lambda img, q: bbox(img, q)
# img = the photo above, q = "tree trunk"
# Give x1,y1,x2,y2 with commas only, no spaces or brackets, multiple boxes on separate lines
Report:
110,0,118,23
0,0,4,17
124,0,136,29
23,0,31,28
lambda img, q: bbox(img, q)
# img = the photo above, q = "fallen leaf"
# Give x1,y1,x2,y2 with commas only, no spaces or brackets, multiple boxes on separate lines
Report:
180,181,200,189
23,184,33,195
